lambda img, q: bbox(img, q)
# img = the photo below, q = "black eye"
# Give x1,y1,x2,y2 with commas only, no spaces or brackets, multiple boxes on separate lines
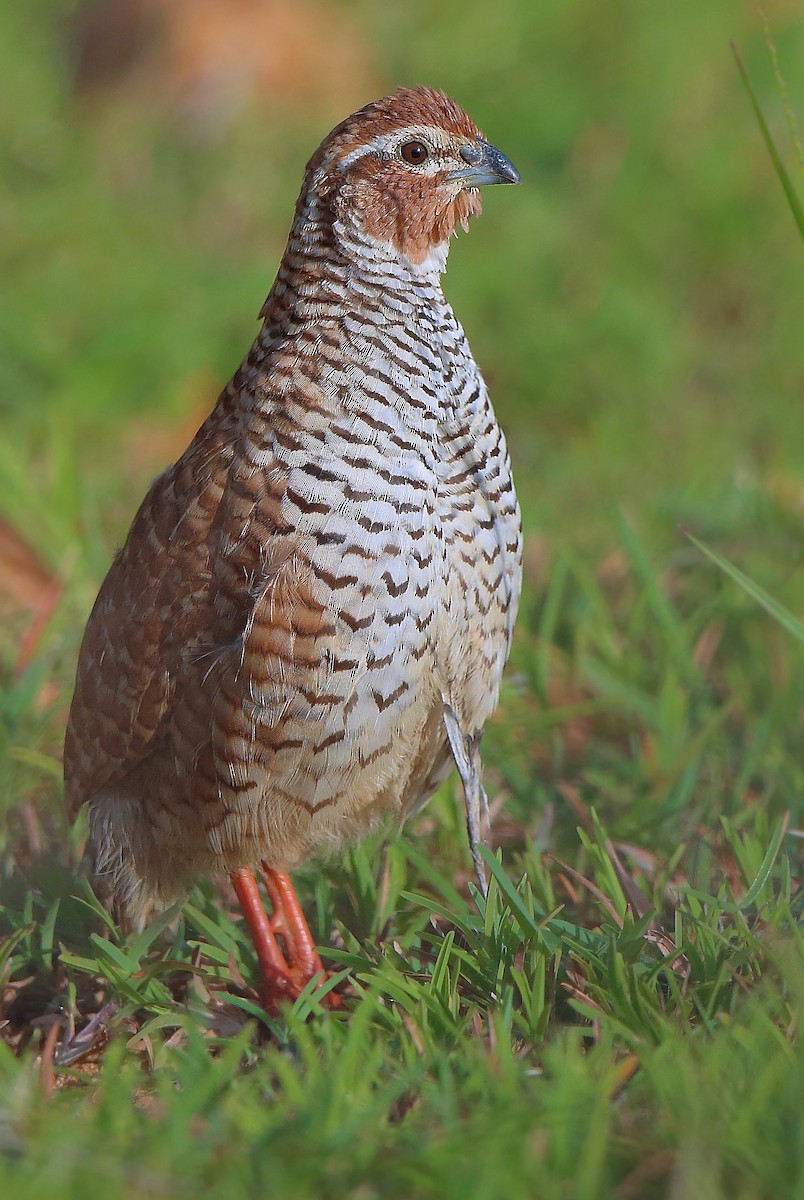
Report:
400,140,429,166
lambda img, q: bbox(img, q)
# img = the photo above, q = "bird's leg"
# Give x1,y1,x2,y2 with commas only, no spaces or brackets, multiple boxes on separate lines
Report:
261,864,342,1010
230,866,303,1013
261,866,324,979
443,704,489,898
231,866,341,1014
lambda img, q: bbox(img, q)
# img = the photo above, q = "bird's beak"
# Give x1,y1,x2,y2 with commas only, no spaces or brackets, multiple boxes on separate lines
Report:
446,139,521,187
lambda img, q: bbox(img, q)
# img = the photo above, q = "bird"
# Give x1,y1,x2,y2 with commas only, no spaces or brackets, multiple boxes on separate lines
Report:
64,86,523,1014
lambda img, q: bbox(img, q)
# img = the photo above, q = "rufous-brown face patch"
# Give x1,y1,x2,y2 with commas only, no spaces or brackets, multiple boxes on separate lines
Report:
347,163,483,263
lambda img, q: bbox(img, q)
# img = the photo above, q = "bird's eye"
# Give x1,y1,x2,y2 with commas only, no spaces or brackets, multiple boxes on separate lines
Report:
400,140,429,166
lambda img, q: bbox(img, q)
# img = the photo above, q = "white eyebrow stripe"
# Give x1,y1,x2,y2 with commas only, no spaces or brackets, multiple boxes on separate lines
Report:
338,126,457,171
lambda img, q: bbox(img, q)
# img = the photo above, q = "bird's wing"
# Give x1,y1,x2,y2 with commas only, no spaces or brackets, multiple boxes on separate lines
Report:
63,398,238,814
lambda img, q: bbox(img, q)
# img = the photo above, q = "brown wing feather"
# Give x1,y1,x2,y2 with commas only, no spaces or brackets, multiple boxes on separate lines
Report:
63,385,240,814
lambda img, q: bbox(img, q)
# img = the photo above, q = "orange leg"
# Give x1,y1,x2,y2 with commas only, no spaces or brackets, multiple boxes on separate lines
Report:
230,867,298,1011
261,864,342,1010
229,866,340,1014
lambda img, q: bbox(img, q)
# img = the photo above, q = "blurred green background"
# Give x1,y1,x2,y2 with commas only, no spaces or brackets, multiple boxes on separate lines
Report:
0,0,802,825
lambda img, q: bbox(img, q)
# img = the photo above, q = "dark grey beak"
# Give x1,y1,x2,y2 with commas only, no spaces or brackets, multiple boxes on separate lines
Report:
447,139,521,187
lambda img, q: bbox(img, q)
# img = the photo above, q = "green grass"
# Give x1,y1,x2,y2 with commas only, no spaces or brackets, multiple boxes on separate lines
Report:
2,1,803,1196
0,820,801,1197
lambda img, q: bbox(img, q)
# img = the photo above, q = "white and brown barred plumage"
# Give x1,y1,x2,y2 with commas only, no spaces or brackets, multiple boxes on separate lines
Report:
65,88,522,990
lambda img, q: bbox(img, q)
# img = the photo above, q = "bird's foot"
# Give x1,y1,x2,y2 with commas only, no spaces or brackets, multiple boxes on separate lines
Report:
260,864,343,1013
442,704,489,897
230,865,341,1017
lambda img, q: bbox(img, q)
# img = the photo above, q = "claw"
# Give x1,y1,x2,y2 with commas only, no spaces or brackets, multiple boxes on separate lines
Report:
56,1001,117,1067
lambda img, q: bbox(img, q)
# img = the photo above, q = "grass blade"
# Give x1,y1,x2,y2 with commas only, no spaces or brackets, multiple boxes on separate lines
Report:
732,41,804,244
737,817,787,910
688,534,804,644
